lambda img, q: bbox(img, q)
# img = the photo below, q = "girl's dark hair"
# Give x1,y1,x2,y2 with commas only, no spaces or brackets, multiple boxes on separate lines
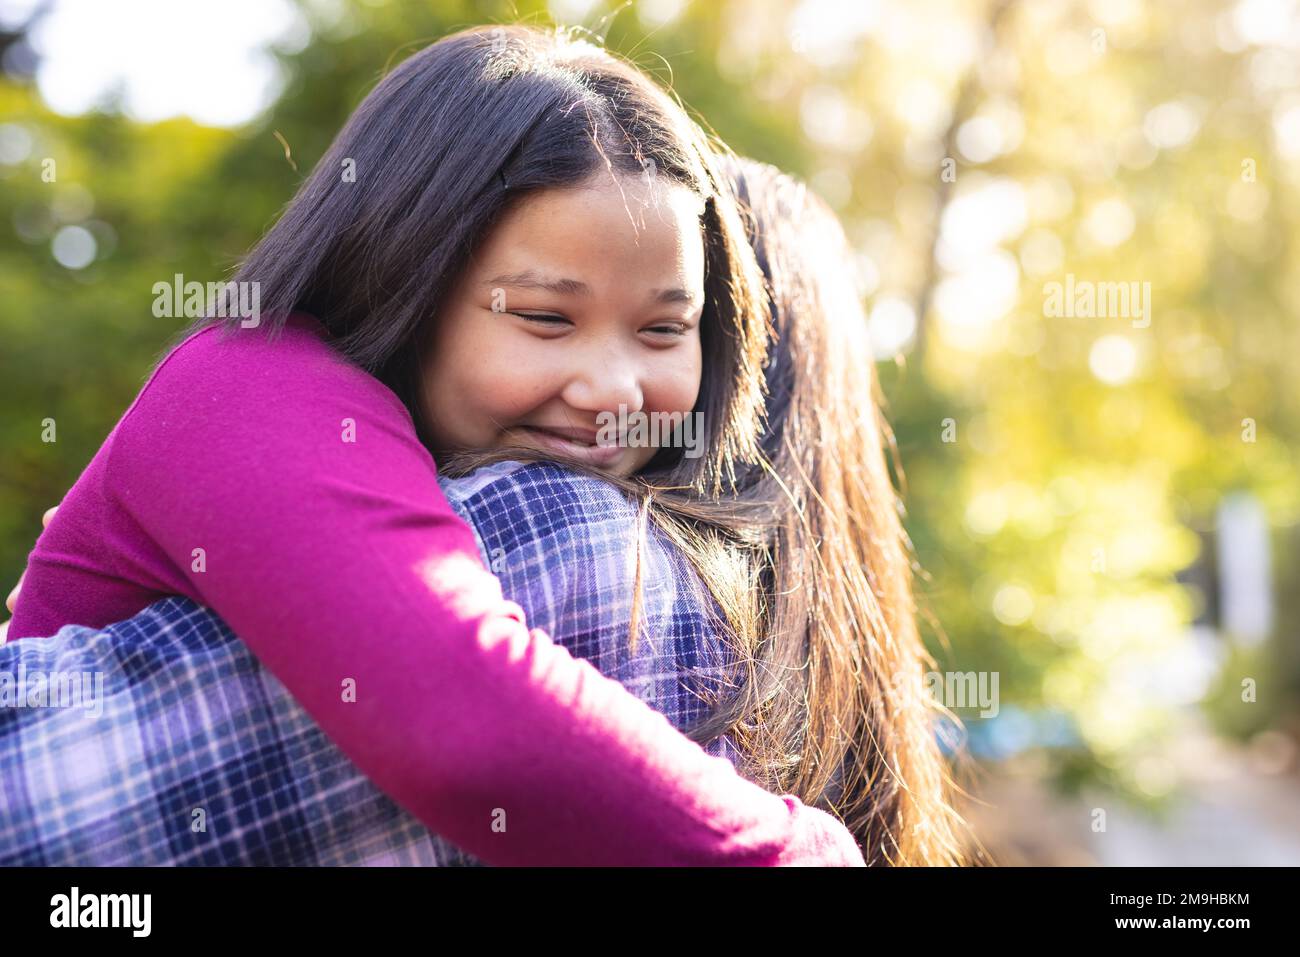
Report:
211,24,771,495
206,24,970,864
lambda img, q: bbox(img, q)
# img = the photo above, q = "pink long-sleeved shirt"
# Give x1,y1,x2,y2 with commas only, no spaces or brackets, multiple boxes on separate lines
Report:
10,313,865,866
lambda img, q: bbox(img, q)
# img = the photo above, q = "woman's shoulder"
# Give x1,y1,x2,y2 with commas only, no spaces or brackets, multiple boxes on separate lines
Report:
439,460,701,604
439,461,649,584
440,461,640,535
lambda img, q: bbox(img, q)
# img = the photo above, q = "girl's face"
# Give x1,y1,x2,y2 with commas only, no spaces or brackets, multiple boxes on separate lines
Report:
422,170,706,476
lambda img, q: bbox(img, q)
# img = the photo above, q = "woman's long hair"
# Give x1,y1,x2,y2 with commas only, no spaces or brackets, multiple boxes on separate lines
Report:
719,159,970,865
449,158,972,866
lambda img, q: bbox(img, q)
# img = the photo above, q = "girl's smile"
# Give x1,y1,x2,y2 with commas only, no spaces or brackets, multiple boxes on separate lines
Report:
508,424,626,468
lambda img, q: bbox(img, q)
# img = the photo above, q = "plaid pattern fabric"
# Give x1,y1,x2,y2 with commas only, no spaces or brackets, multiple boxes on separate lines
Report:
442,461,738,732
0,461,740,865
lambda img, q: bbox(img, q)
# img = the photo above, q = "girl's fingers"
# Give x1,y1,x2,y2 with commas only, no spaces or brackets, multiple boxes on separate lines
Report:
5,572,23,614
6,508,51,616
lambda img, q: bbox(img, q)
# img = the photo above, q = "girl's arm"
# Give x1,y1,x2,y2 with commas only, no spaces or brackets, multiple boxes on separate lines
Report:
12,317,862,866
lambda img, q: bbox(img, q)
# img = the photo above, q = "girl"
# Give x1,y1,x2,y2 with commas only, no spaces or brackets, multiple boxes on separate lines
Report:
8,25,862,866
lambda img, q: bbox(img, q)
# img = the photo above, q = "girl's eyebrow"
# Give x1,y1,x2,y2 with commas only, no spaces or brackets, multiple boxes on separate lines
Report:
655,287,699,305
486,271,589,296
485,270,698,304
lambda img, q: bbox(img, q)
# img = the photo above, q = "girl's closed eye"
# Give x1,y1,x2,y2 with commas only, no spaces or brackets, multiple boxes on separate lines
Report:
507,311,570,327
645,321,692,337
506,311,693,340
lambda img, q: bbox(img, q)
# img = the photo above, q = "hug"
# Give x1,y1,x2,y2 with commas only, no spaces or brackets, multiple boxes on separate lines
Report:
2,24,966,867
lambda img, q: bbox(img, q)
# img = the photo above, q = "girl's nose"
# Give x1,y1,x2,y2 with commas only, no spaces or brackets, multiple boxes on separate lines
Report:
560,350,644,417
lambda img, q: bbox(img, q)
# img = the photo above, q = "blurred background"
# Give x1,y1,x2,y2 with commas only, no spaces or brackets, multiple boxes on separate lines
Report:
2,0,1299,865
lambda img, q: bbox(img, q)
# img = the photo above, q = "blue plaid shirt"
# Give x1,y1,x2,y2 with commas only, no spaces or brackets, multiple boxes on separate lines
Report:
0,461,740,865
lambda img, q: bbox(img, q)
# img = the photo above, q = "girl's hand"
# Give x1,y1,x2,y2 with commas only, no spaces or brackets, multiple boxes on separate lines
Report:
2,506,59,639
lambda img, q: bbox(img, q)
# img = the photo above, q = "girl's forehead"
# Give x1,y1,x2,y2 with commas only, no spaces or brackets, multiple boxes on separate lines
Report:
473,174,707,282
546,169,702,217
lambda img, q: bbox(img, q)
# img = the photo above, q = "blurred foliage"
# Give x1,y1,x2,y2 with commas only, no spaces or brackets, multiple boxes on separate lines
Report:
2,0,1298,808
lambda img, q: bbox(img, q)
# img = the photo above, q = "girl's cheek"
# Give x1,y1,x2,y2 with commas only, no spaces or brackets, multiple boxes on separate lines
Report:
428,321,502,435
651,340,703,414
479,340,565,418
456,316,530,393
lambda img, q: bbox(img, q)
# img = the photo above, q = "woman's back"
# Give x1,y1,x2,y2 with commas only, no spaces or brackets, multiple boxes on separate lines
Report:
0,462,742,865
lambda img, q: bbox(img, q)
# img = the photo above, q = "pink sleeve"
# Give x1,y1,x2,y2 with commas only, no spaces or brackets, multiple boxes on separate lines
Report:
101,322,864,867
